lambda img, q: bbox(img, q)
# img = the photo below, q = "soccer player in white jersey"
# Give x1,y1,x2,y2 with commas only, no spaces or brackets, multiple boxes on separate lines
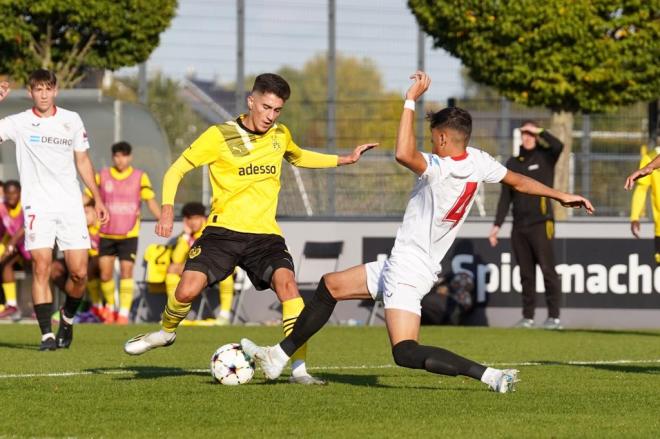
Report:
241,71,594,392
0,70,109,351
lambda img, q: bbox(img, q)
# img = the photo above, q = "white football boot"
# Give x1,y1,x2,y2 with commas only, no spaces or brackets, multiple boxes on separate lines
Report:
124,331,176,355
490,369,520,393
240,338,287,380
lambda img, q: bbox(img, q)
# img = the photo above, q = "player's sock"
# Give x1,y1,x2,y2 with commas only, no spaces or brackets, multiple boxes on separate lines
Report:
118,278,134,317
87,278,103,309
161,293,192,333
100,279,116,308
218,277,234,318
280,278,336,357
391,340,486,380
62,295,82,324
281,297,308,376
2,282,17,307
480,367,503,387
34,303,54,336
165,273,180,299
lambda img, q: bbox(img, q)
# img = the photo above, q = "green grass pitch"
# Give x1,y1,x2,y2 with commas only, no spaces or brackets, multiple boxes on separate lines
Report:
1,324,660,437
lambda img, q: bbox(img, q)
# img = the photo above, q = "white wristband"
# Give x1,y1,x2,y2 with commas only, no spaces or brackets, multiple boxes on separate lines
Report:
404,99,416,111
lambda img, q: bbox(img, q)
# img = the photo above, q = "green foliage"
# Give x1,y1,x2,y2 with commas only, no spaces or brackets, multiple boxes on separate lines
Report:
0,0,177,87
276,54,403,150
409,0,660,113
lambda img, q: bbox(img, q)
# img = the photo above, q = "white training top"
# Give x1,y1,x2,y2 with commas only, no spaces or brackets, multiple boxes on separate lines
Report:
388,147,508,278
0,106,89,213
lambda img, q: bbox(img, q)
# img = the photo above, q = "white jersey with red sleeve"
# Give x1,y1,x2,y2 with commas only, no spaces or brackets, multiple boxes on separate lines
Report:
365,147,508,315
0,106,89,214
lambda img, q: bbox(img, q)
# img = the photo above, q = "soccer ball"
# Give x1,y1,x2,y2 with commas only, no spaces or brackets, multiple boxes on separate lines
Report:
210,343,255,385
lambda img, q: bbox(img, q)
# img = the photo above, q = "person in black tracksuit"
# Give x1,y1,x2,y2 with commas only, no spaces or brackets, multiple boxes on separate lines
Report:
488,120,564,329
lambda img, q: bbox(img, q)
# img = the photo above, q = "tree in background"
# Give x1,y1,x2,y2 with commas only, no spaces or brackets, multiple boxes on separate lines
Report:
0,0,177,88
276,54,404,151
409,0,660,218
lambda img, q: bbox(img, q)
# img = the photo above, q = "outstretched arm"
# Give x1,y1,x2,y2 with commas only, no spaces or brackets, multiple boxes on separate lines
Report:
395,71,431,175
75,151,109,224
501,170,594,214
625,155,660,190
156,155,196,237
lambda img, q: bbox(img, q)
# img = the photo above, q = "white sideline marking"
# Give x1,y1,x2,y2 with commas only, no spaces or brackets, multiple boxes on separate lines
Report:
1,358,659,380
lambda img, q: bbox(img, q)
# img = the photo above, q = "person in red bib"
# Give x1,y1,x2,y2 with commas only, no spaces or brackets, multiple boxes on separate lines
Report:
87,141,161,324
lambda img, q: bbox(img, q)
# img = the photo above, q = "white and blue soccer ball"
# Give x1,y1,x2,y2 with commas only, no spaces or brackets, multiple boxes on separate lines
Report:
210,343,255,385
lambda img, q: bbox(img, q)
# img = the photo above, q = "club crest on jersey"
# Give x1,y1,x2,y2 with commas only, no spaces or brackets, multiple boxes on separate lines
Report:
188,246,201,259
272,137,281,150
63,122,71,132
104,181,114,192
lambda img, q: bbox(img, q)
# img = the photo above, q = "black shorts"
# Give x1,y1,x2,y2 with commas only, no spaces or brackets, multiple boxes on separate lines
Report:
184,226,294,290
99,237,138,262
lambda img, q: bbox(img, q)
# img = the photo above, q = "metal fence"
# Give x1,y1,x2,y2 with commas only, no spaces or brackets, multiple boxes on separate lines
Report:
276,98,653,218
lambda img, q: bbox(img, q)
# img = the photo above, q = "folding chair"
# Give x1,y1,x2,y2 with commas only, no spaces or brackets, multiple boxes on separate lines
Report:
296,241,344,297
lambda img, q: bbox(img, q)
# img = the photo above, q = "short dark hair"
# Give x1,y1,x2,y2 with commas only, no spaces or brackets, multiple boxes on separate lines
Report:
427,107,472,143
181,202,206,218
112,141,132,155
4,180,20,191
520,119,540,128
252,73,291,101
29,69,57,89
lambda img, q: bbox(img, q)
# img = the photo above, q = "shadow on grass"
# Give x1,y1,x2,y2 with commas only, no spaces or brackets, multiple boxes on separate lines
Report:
84,366,208,380
0,341,40,351
247,372,481,391
531,360,660,375
561,329,660,338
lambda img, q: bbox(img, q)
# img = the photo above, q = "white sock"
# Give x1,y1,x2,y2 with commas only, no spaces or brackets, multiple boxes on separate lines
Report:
480,367,502,386
158,330,176,341
41,332,55,341
60,312,74,325
6,300,17,307
218,310,231,319
291,360,308,377
272,344,290,364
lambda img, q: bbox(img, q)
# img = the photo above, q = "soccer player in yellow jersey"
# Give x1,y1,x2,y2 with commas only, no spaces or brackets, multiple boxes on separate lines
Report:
628,145,660,262
87,142,161,324
125,73,377,384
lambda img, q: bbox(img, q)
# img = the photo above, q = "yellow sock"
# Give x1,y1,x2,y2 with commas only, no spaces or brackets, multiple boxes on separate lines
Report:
161,293,192,333
218,276,234,318
87,278,102,307
2,282,17,307
119,278,134,316
100,279,116,307
282,297,307,372
165,273,180,300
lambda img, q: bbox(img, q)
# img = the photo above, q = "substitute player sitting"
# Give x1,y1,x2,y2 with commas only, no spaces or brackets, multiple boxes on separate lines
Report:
88,141,161,324
165,202,234,325
0,181,30,320
0,71,108,350
241,71,594,392
125,73,376,385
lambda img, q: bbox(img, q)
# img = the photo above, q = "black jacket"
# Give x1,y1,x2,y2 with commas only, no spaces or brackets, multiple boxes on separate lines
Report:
494,130,564,228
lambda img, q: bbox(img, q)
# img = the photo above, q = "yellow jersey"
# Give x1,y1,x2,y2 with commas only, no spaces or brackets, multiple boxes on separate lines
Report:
169,117,337,236
630,145,660,236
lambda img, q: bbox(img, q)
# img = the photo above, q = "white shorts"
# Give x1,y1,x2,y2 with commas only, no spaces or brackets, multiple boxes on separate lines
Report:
24,209,90,252
365,257,436,316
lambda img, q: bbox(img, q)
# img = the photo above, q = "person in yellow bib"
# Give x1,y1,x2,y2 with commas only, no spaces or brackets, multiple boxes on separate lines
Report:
124,73,377,385
629,145,660,263
165,202,235,325
87,141,161,324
